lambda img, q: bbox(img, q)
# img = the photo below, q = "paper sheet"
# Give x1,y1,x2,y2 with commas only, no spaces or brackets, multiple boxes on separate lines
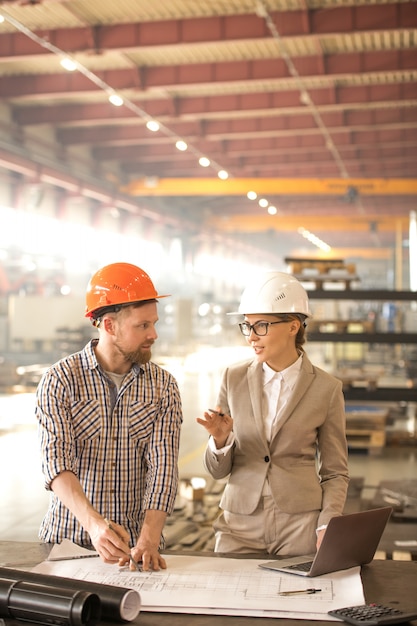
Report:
47,539,99,561
33,551,365,620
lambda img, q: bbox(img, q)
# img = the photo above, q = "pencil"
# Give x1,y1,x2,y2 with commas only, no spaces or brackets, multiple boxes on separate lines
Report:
104,518,141,571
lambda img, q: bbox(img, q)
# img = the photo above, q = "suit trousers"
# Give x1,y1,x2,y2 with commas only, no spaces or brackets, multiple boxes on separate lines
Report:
213,495,319,556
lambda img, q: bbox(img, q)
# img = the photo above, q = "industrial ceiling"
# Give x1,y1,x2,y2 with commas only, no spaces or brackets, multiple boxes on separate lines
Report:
0,0,416,265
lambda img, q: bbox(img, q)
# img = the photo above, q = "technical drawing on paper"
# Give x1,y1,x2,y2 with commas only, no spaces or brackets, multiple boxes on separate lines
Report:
74,563,334,602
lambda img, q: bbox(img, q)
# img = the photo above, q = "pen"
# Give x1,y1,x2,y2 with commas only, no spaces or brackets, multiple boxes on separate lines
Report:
104,518,142,571
48,554,99,561
208,408,225,416
279,588,322,596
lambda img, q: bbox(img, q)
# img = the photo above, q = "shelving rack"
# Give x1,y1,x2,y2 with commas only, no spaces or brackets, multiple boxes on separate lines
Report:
285,258,416,453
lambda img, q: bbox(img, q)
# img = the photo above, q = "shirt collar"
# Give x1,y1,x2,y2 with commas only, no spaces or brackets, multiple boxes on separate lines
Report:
262,353,303,389
83,339,143,376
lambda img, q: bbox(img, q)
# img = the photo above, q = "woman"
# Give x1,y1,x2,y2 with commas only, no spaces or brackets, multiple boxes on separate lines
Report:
197,271,349,555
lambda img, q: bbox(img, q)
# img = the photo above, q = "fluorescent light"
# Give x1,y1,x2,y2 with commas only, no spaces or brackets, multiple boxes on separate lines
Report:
297,226,331,252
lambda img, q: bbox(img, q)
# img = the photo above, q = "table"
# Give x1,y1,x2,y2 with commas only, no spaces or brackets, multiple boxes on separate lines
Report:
0,541,416,626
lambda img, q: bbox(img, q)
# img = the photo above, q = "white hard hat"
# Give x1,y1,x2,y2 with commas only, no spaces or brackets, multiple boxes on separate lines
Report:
230,271,312,317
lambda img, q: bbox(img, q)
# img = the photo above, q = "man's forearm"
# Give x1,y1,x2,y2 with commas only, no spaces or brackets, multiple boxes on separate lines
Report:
51,470,103,531
51,470,134,563
139,509,167,546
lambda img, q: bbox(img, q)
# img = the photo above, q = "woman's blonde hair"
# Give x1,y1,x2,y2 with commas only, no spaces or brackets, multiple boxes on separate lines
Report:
277,313,307,353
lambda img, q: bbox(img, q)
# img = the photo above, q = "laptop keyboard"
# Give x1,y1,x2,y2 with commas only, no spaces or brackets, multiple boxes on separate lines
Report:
284,560,313,572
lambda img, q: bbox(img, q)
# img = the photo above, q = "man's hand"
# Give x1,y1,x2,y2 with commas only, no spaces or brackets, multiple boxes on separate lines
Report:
51,471,131,564
131,510,168,571
130,539,167,572
196,407,233,448
89,518,132,564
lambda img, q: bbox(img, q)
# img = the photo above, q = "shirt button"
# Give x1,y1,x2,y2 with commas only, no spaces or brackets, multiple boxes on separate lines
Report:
264,456,270,462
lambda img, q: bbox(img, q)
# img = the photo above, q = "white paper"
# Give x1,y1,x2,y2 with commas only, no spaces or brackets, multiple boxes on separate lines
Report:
47,539,99,561
33,553,365,620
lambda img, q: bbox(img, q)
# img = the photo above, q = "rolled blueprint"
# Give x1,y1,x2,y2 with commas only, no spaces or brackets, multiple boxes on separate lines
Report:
0,577,100,626
0,569,140,622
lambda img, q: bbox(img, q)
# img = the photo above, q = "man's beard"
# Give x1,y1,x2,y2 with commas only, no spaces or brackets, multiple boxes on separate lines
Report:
118,345,153,365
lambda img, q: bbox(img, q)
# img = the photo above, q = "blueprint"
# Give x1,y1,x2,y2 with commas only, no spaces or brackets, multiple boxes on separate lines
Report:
33,551,365,620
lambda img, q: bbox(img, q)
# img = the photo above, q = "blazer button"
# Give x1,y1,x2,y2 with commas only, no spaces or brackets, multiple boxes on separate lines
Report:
264,456,270,462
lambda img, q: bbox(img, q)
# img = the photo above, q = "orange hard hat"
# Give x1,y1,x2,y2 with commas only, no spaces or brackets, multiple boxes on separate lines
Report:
85,262,169,318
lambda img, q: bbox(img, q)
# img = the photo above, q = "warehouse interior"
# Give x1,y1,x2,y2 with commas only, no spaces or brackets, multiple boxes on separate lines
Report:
0,0,416,560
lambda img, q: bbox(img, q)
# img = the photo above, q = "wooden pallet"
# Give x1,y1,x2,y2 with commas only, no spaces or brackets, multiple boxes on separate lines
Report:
285,257,356,275
308,319,375,333
375,550,414,561
345,407,388,454
346,428,386,454
340,377,380,391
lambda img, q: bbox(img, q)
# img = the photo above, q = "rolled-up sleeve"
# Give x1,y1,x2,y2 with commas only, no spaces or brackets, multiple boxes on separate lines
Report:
144,374,182,514
36,368,78,489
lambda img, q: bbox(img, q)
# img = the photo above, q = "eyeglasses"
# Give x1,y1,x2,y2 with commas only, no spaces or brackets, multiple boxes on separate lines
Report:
239,320,289,337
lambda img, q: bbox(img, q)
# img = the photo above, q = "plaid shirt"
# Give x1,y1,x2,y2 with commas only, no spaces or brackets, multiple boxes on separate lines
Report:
36,339,182,548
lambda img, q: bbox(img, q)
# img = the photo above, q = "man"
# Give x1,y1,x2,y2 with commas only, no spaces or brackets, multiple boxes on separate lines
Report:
36,262,182,571
197,271,349,555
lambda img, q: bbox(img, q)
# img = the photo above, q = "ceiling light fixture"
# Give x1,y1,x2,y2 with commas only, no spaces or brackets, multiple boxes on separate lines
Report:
218,170,229,180
175,140,188,151
258,198,268,208
108,93,124,107
60,57,78,72
146,120,160,132
247,191,257,200
267,206,277,215
199,157,211,168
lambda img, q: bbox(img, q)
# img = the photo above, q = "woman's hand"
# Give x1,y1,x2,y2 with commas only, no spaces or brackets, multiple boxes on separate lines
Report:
196,407,233,448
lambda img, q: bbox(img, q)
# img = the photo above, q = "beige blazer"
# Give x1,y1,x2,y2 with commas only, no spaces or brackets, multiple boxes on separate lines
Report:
204,353,349,528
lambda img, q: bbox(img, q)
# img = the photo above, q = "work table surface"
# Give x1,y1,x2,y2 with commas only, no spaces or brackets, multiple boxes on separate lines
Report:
0,541,416,626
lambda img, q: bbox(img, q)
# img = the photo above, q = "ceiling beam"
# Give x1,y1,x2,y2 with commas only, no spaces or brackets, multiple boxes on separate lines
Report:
0,4,414,61
289,247,393,260
56,109,417,146
5,50,416,101
122,177,417,197
11,81,417,129
95,133,417,166
206,214,409,232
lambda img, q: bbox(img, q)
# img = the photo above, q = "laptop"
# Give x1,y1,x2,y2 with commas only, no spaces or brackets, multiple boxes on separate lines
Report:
258,506,392,577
